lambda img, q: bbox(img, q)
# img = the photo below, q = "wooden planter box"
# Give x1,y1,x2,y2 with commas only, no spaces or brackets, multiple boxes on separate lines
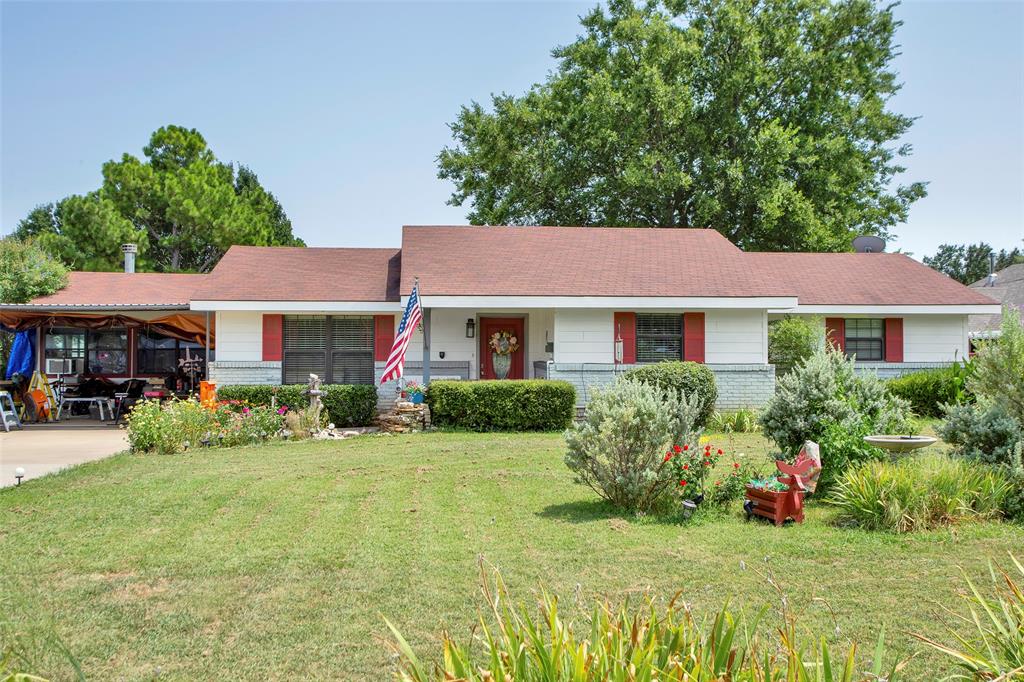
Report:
745,485,805,526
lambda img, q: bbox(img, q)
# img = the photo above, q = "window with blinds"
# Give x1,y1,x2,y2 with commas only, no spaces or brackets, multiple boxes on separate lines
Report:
331,317,374,384
844,318,885,361
282,316,374,384
636,314,683,363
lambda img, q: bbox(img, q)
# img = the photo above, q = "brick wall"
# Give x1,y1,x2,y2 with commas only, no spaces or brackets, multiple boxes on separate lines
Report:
208,361,281,385
543,362,776,409
851,361,953,380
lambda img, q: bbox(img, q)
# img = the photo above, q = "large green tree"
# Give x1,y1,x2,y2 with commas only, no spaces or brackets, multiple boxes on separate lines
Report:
0,236,68,304
439,0,926,251
924,242,1024,285
14,126,304,272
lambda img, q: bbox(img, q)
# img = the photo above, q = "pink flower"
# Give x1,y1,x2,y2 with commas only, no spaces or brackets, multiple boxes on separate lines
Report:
242,407,250,415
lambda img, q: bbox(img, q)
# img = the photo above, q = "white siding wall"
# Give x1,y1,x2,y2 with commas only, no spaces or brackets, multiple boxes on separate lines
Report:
215,311,263,361
554,309,614,363
406,308,555,379
904,314,969,362
704,309,767,364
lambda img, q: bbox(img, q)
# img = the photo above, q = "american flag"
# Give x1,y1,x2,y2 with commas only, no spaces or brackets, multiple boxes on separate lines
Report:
380,281,423,384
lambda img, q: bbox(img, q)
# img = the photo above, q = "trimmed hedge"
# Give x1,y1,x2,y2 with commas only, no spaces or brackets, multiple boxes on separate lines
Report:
886,367,965,418
427,380,576,431
622,361,718,427
216,384,378,427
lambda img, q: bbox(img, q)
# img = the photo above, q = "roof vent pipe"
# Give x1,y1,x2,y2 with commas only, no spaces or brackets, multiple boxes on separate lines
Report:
122,243,138,273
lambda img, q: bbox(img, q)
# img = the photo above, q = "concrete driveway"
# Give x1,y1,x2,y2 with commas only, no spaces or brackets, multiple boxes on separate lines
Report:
0,422,128,487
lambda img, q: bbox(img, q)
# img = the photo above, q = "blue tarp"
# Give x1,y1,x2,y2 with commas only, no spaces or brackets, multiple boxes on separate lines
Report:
5,329,35,379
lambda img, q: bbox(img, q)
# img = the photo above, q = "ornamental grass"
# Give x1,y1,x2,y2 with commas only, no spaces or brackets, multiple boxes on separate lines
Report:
830,454,1009,532
388,568,901,682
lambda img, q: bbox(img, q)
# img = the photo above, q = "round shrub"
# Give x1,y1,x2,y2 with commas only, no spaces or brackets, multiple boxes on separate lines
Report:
768,315,823,377
938,402,1021,467
886,366,968,418
622,361,717,427
759,347,911,489
564,378,702,513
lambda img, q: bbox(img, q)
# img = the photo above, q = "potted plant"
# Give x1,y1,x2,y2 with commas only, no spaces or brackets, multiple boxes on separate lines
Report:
403,381,425,404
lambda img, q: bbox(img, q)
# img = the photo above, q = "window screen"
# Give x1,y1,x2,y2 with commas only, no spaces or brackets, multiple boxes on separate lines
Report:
844,318,884,361
282,315,374,384
283,316,328,383
331,317,374,384
636,314,683,363
137,331,206,375
45,328,86,374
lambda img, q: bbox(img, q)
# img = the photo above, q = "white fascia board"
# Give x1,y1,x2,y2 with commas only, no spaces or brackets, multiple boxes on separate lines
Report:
190,300,403,312
769,304,1002,315
414,296,798,310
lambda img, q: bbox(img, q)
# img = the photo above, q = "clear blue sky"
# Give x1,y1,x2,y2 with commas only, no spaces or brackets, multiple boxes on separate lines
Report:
2,1,1022,258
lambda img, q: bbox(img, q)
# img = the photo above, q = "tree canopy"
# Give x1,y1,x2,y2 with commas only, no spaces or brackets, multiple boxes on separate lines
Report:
923,242,1024,284
439,0,926,251
0,236,69,304
13,126,304,273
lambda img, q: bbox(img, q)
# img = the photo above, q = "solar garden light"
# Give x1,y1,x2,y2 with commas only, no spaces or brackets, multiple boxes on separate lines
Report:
14,467,25,486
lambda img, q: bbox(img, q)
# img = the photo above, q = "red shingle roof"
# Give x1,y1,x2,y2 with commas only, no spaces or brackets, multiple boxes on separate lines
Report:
194,246,401,301
745,252,997,305
401,225,795,298
11,272,206,308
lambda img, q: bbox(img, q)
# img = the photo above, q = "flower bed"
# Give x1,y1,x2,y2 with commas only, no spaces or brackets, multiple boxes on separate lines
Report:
125,398,286,454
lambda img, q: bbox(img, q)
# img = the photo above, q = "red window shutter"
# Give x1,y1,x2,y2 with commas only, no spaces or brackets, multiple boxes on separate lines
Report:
262,314,283,361
825,318,845,353
885,318,903,363
683,312,705,363
613,312,636,364
374,315,395,362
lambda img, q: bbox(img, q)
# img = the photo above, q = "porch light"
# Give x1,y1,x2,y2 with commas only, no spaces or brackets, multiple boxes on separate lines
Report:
465,318,476,338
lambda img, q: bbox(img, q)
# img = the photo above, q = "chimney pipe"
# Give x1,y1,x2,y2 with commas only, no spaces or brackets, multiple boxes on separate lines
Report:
122,243,138,273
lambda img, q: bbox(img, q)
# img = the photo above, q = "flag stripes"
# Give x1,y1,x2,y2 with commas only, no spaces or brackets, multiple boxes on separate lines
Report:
380,281,422,384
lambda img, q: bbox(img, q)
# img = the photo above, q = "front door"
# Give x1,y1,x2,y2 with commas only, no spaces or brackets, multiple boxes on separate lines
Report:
479,317,525,380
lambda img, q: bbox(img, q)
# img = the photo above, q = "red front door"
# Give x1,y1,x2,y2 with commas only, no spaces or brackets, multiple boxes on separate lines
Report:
479,317,525,380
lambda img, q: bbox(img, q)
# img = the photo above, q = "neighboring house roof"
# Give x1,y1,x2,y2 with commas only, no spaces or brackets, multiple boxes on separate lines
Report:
4,272,206,309
968,263,1024,335
400,225,794,298
745,252,998,306
193,245,402,302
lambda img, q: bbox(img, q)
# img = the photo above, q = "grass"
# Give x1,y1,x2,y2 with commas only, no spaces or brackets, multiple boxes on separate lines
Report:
1,430,1021,680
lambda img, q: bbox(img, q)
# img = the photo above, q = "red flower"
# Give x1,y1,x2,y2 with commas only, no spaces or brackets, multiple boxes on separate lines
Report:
683,464,689,470
715,480,722,486
733,462,740,469
717,449,723,455
682,444,689,451
673,444,682,453
679,480,687,486
664,452,672,462
705,444,711,451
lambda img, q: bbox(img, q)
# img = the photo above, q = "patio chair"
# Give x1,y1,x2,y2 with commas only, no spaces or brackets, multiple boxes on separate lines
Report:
112,379,147,425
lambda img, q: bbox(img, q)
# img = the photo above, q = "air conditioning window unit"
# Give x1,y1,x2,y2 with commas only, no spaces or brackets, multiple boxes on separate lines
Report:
45,358,73,375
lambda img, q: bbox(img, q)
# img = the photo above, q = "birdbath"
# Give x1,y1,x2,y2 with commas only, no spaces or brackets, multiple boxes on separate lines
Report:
863,435,937,461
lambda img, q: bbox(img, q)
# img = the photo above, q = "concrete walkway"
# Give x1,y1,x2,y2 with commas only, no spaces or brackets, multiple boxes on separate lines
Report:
0,422,128,487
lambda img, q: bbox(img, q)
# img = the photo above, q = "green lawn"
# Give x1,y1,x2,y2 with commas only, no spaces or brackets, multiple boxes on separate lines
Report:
1,430,1021,680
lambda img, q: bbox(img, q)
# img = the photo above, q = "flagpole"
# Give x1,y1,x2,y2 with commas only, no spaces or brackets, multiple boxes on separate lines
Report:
419,277,431,385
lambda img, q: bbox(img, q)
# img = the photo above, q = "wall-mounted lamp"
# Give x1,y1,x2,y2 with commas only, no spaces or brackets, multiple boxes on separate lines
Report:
465,318,476,338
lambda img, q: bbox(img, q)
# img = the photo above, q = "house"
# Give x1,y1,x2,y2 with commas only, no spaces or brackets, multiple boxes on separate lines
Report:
2,226,999,409
968,262,1024,342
